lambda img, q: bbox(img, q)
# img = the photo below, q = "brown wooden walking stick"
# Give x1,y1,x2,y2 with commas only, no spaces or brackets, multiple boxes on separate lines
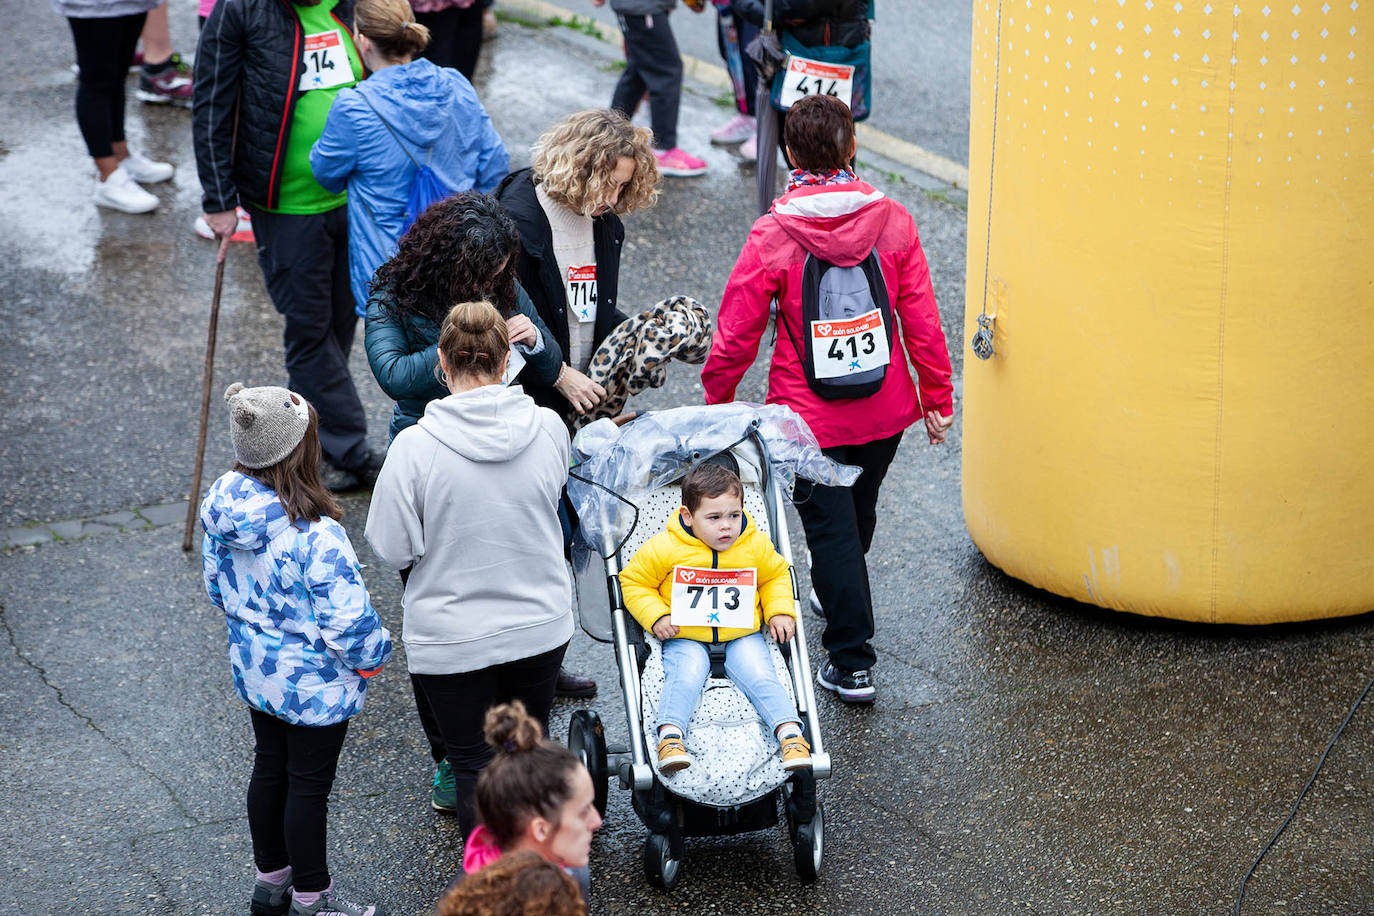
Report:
182,257,227,552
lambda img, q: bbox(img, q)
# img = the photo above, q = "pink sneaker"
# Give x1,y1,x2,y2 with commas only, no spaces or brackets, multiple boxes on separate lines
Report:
738,134,758,163
653,147,708,177
710,112,755,145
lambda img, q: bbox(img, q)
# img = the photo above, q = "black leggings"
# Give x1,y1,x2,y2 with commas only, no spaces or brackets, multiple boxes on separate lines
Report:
246,709,350,894
410,641,568,836
68,13,147,159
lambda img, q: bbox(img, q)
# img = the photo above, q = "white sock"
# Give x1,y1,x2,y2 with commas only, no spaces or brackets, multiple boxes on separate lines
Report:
777,723,802,740
659,727,683,741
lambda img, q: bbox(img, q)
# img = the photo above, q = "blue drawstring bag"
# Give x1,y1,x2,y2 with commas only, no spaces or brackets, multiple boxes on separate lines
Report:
359,92,454,234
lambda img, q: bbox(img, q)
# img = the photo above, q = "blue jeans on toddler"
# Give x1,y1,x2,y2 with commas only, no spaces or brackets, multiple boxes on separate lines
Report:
657,632,796,736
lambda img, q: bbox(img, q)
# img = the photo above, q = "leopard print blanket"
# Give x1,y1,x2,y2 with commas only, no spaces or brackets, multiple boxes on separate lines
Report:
578,295,712,428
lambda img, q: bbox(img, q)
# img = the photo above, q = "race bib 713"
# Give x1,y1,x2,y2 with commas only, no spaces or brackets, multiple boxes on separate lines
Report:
669,566,757,629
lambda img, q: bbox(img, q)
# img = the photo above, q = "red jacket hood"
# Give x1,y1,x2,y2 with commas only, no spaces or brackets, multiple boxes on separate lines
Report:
769,181,890,267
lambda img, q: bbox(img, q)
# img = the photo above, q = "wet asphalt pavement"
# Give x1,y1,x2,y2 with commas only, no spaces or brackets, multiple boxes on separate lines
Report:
2,1,1372,914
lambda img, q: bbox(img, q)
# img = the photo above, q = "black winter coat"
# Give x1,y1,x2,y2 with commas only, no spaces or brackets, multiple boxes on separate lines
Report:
192,0,357,213
734,0,870,48
496,168,629,420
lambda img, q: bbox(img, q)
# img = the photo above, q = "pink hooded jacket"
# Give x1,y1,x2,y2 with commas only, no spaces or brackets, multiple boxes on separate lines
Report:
701,180,954,449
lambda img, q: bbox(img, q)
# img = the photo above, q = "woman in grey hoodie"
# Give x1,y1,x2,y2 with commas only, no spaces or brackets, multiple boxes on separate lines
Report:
366,300,574,838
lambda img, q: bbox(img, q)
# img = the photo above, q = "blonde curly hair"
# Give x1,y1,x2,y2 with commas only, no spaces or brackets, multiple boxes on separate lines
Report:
530,109,659,218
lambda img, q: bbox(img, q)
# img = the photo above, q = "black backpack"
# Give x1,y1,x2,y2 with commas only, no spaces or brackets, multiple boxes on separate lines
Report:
777,250,894,400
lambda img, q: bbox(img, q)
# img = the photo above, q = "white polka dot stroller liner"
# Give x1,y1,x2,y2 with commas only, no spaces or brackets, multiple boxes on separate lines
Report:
566,407,847,890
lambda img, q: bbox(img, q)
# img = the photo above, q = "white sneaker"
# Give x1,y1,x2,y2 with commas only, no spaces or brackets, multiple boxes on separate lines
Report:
93,166,158,213
738,133,758,162
122,150,174,184
710,112,755,145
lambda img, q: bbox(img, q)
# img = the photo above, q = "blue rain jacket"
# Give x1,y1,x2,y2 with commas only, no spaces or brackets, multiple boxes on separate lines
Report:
201,472,393,727
311,58,510,312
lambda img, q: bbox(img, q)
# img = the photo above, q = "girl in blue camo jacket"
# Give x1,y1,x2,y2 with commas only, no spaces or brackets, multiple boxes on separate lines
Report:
201,383,393,916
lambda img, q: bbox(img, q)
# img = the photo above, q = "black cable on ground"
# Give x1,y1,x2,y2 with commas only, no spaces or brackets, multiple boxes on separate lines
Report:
1234,667,1374,915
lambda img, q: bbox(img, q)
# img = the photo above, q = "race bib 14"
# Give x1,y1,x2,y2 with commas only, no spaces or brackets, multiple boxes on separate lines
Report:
669,566,757,629
299,31,353,92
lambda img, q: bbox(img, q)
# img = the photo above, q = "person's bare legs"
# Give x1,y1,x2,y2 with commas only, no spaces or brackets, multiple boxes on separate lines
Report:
94,141,132,181
140,2,173,66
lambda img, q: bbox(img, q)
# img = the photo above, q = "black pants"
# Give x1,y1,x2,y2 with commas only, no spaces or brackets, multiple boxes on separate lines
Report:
246,709,350,894
245,205,369,469
68,13,147,159
410,641,568,836
416,4,484,80
611,12,682,150
792,432,903,672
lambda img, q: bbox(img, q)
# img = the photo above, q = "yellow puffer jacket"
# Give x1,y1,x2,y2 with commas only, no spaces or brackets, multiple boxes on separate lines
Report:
619,511,794,643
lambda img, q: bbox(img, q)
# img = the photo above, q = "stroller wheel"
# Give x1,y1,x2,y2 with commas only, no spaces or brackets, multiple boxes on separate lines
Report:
790,800,824,881
643,833,681,890
567,710,609,818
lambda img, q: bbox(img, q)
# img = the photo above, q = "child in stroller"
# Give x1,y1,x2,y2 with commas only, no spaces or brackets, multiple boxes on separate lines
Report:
618,462,812,775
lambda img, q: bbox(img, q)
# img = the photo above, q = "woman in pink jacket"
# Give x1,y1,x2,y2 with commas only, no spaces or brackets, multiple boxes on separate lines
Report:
701,94,954,706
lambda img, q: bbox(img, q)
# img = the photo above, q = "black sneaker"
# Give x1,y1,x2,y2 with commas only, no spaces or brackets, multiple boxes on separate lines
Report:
343,449,385,487
323,449,384,492
319,462,362,493
817,661,876,704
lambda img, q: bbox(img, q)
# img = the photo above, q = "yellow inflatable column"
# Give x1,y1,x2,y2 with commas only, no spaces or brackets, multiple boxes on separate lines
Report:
961,0,1373,623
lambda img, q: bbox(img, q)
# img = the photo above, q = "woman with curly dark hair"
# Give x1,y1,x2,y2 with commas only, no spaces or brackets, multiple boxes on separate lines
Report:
364,191,599,815
364,191,562,441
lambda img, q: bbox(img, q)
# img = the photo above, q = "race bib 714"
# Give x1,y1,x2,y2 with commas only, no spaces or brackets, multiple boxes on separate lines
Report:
568,265,597,324
669,567,757,629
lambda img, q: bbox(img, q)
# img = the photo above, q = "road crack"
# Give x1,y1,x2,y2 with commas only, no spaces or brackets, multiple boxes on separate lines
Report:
0,600,196,822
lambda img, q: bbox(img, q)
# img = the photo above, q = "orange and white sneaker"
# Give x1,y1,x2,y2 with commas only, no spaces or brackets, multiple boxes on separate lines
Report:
657,733,692,773
780,734,812,771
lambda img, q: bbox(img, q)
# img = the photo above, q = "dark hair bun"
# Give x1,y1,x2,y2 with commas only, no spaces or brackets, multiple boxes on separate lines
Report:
484,701,542,755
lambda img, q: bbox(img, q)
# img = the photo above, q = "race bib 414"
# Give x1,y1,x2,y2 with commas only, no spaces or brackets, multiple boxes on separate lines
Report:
669,566,757,629
778,56,855,110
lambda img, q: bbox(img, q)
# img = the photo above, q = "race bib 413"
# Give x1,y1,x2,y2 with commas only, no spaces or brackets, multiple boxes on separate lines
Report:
810,307,890,379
